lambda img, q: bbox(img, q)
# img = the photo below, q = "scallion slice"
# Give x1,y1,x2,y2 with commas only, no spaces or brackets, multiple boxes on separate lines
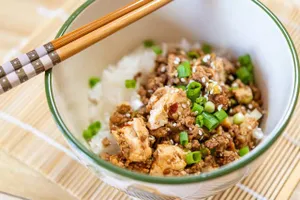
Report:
186,81,201,102
196,97,207,105
186,151,202,165
83,121,101,141
202,112,219,130
202,44,212,54
179,131,188,146
233,112,245,125
144,39,155,48
176,85,186,90
152,45,162,55
239,146,250,157
246,63,254,72
83,130,93,141
214,109,228,122
230,99,237,106
89,77,100,88
238,54,251,65
187,51,200,59
204,101,215,113
88,121,101,131
177,61,191,78
192,103,203,115
236,67,252,84
196,115,204,127
200,148,209,157
125,79,136,89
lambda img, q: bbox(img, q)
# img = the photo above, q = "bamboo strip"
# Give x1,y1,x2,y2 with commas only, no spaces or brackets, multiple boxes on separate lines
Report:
0,0,300,200
242,141,294,198
275,161,300,200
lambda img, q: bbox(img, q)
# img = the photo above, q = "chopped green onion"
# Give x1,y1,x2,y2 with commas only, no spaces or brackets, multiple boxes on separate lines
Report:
186,81,202,102
202,112,219,130
214,109,228,122
239,146,250,157
177,61,192,78
83,121,101,141
83,129,93,141
236,67,252,84
187,51,200,59
144,39,155,48
202,44,212,54
246,63,254,72
196,115,204,127
204,101,215,113
179,131,189,146
125,79,136,89
230,99,237,106
192,103,204,115
152,45,162,55
238,54,251,66
233,112,245,125
196,97,207,105
200,148,209,157
89,77,100,88
88,121,101,132
176,85,186,90
186,151,202,165
249,74,254,83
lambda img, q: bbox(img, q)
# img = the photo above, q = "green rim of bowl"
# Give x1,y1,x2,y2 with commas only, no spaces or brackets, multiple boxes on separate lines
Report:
45,0,299,184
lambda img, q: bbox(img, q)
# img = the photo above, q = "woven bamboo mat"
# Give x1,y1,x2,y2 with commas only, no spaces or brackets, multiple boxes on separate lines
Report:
0,0,299,200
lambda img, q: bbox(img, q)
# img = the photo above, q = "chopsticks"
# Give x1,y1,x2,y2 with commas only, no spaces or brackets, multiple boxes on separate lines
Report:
0,0,152,79
0,0,172,95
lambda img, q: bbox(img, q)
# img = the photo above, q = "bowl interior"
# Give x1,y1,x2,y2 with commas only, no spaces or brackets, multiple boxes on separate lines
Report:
48,0,297,181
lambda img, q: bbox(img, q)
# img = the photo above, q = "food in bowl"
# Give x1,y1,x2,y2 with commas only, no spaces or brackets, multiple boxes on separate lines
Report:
85,39,264,176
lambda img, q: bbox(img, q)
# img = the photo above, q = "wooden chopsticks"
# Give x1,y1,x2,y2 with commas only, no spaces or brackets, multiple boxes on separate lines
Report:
52,0,153,50
58,0,172,61
0,0,153,79
0,0,172,95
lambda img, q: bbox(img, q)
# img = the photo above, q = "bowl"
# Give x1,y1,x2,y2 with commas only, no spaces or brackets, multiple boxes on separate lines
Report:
45,0,299,199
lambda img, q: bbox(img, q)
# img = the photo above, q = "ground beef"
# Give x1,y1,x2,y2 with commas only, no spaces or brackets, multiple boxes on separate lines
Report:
192,65,215,83
205,133,232,152
100,152,110,161
188,125,203,140
238,117,258,149
150,127,169,138
109,154,126,168
217,150,239,165
97,45,264,177
102,137,111,147
138,86,149,105
250,83,261,101
208,87,230,110
191,139,201,150
230,105,247,115
127,159,152,174
109,103,133,129
145,74,167,93
202,155,219,172
185,160,204,174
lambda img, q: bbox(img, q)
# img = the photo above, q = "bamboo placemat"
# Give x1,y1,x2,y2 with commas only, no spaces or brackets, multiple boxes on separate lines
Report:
0,0,299,200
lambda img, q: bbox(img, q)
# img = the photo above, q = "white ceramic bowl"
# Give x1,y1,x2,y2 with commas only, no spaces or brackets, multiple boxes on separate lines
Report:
45,0,299,199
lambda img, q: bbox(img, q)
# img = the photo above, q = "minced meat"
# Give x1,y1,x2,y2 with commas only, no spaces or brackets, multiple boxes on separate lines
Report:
95,43,264,176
